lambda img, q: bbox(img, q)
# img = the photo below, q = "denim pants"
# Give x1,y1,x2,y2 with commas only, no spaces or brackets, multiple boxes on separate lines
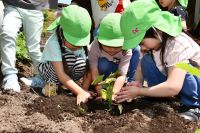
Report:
0,5,44,75
98,57,118,80
98,47,140,81
127,46,140,82
141,54,200,107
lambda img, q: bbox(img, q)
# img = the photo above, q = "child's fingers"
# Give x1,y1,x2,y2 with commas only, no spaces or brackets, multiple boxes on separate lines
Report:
116,90,129,95
115,94,128,100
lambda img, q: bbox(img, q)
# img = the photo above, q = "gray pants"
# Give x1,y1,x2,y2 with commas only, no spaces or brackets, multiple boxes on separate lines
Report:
0,0,4,32
0,5,44,75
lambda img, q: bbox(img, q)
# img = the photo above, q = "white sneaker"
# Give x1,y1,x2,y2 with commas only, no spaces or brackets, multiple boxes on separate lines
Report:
2,74,20,92
20,75,45,88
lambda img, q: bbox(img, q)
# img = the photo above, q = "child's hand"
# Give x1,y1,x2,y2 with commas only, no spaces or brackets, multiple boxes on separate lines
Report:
115,86,140,103
127,81,142,87
77,91,92,105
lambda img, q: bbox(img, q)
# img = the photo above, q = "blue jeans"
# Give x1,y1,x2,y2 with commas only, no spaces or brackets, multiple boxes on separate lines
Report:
127,46,140,82
98,57,118,80
141,54,200,107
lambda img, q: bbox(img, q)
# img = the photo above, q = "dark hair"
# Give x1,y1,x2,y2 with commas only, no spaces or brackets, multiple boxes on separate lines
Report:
56,26,90,73
143,27,174,66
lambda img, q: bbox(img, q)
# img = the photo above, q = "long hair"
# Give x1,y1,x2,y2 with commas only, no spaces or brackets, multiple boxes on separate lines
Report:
143,27,174,66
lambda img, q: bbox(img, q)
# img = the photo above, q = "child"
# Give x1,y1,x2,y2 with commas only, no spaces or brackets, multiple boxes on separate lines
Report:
116,0,200,122
21,5,92,105
0,0,57,92
158,0,188,31
71,0,131,37
72,0,140,82
89,13,132,99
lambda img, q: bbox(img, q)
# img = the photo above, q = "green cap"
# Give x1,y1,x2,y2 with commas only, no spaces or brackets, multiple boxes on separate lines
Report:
47,5,92,46
120,0,182,50
178,0,188,8
98,13,124,47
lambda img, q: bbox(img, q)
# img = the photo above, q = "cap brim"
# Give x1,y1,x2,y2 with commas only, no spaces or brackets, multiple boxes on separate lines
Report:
122,31,146,50
98,37,124,47
154,12,182,36
47,17,60,31
63,31,90,46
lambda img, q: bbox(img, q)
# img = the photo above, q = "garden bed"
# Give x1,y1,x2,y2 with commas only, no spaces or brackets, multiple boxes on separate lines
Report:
0,60,199,133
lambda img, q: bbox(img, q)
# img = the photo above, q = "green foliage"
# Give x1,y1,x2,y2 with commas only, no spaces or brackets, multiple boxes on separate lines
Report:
91,75,104,85
106,84,113,109
195,129,200,133
175,62,200,77
43,9,50,22
92,70,123,113
16,32,30,60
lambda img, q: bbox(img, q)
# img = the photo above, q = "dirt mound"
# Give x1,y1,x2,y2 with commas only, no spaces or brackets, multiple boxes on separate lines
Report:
0,61,199,132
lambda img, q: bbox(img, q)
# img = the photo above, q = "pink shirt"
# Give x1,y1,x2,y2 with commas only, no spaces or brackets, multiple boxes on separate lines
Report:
153,32,200,75
88,39,132,75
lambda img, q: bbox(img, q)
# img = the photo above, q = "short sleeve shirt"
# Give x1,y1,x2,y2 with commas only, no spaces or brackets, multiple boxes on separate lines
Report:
91,0,130,27
153,32,200,75
88,39,132,75
41,32,86,63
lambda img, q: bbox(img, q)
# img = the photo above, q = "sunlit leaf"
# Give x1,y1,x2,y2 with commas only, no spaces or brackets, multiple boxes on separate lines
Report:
91,75,104,85
175,62,200,77
106,84,113,109
107,70,120,79
105,78,116,84
100,89,107,100
195,129,200,133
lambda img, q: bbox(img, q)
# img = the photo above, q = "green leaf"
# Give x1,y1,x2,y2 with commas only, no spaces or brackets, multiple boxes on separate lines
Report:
78,106,85,113
106,84,113,109
107,70,120,79
16,32,30,60
100,89,107,100
105,78,116,84
175,62,200,77
91,75,104,85
195,129,200,133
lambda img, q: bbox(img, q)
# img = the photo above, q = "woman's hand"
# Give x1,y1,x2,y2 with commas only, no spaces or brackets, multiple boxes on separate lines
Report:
115,86,141,103
77,91,92,105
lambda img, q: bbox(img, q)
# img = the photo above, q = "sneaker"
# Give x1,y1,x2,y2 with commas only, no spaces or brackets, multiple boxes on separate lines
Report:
179,108,200,122
20,75,45,88
2,74,20,92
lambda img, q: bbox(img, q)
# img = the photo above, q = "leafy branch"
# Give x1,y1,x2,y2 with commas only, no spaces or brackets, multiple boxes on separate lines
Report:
175,62,200,77
92,70,123,113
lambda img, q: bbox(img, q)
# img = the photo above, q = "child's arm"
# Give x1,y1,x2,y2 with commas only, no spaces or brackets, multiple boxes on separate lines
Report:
51,61,91,105
113,75,126,96
82,70,92,91
91,68,102,93
116,66,187,103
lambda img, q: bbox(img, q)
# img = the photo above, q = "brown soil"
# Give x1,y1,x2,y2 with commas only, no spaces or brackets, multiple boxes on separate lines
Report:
0,60,199,133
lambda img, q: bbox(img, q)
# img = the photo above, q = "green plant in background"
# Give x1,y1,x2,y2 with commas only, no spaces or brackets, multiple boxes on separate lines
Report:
175,62,200,77
42,10,56,38
92,70,123,114
195,129,200,133
16,32,30,60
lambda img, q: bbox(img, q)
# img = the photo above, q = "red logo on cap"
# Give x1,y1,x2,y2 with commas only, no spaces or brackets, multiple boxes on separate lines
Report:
132,28,139,34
